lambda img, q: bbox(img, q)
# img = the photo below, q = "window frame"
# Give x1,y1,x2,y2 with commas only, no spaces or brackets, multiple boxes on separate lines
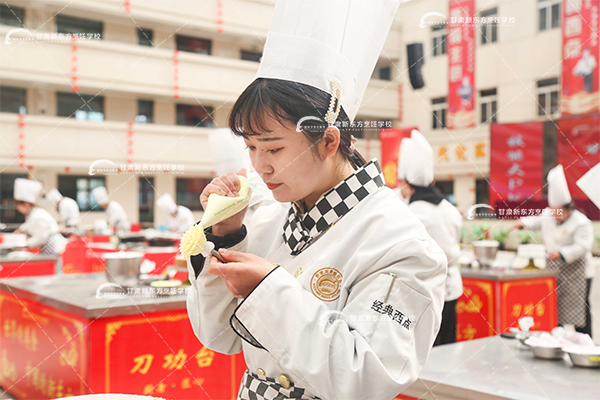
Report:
175,34,212,55
56,91,105,121
176,178,211,211
0,85,27,114
479,88,497,124
57,175,106,212
538,0,561,31
136,99,154,123
0,4,25,27
480,8,498,45
138,27,154,47
536,78,560,117
432,24,447,56
55,14,103,37
176,104,214,127
431,97,447,130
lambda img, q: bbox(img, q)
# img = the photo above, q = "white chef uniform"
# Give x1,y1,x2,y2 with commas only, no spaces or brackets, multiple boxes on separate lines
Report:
520,165,593,328
156,193,195,233
92,186,131,233
397,130,464,302
46,189,80,229
14,179,67,257
187,160,446,400
186,0,448,398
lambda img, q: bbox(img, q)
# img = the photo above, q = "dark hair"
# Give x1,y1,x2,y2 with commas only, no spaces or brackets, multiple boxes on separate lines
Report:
228,78,366,170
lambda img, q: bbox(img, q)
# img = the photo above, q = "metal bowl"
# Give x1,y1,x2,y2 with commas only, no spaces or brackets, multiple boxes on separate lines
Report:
103,251,144,288
562,346,600,368
517,331,543,346
530,345,565,360
472,240,500,268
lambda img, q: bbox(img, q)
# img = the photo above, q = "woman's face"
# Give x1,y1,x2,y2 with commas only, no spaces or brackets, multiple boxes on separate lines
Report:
244,119,336,205
14,201,33,215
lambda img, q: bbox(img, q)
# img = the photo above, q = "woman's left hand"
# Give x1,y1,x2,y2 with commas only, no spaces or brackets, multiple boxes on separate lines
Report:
206,249,277,298
548,251,561,261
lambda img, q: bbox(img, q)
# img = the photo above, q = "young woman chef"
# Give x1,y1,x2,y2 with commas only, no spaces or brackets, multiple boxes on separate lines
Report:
397,130,463,345
186,1,447,399
515,165,594,335
46,188,81,231
156,193,195,233
13,178,67,273
92,186,131,234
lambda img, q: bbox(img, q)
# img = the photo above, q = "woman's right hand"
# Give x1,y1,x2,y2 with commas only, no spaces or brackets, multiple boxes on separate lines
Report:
199,168,248,236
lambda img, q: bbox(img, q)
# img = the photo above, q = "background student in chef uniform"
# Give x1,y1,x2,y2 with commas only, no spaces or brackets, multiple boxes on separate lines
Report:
156,193,195,233
186,1,447,399
45,188,80,231
13,178,67,274
91,186,131,234
576,163,600,338
515,165,594,335
397,130,463,346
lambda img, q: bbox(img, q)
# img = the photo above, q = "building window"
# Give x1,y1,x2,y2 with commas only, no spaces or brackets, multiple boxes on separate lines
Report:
136,100,154,123
56,15,103,37
537,78,559,116
0,4,25,27
480,88,497,123
431,97,447,129
176,35,211,55
0,173,27,226
58,175,105,212
241,50,262,62
57,92,104,121
539,0,560,31
0,86,27,114
176,104,213,127
139,177,154,225
480,8,498,45
138,28,153,46
379,66,392,80
176,178,211,211
432,24,447,56
435,180,455,205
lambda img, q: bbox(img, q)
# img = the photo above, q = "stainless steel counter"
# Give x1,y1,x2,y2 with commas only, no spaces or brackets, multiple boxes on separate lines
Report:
404,336,599,400
0,255,58,263
0,273,186,319
460,267,557,281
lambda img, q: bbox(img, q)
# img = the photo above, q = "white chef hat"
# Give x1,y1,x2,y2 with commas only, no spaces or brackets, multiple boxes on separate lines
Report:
255,0,399,123
576,162,600,208
547,164,572,207
46,188,63,205
92,186,109,205
397,129,435,187
156,193,178,215
14,178,42,204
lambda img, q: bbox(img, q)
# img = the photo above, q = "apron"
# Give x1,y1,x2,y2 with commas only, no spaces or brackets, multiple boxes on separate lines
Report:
546,256,587,327
237,370,322,400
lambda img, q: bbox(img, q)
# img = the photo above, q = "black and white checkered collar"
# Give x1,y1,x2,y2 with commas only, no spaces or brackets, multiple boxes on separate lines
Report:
282,159,385,255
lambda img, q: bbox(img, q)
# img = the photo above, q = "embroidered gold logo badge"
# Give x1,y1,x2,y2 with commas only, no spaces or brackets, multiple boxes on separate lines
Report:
311,267,342,301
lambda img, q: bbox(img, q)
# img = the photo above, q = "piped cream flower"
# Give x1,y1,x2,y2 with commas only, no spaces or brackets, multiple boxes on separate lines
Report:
179,223,207,259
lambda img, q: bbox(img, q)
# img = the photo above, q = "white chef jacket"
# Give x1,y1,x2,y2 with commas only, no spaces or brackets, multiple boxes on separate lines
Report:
57,197,80,228
167,205,196,233
106,201,130,233
409,199,464,301
187,187,447,400
521,209,595,278
19,207,67,255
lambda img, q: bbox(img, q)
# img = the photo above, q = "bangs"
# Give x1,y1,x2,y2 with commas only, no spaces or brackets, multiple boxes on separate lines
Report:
228,78,329,138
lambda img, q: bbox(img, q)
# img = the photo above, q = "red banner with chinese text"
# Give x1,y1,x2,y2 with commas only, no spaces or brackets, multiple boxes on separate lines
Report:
456,278,495,341
490,122,544,208
447,0,476,129
501,278,558,332
561,0,600,116
557,115,600,219
379,128,415,188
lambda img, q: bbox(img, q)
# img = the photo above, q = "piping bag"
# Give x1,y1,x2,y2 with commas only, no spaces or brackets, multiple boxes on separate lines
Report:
179,175,252,260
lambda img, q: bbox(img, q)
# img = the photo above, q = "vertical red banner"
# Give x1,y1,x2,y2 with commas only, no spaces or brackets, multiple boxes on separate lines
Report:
447,0,476,129
489,122,544,207
379,128,414,188
557,115,600,215
561,0,600,116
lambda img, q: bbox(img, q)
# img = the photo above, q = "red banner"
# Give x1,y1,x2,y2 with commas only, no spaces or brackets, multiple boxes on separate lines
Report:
447,0,475,129
501,278,557,332
456,279,495,341
561,0,600,116
379,128,415,188
490,122,544,208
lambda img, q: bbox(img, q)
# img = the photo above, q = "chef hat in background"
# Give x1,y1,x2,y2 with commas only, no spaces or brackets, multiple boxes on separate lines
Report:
208,128,275,207
156,193,178,215
46,189,63,205
397,129,435,187
14,178,42,204
92,186,110,205
255,0,399,124
576,162,600,209
547,164,572,207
